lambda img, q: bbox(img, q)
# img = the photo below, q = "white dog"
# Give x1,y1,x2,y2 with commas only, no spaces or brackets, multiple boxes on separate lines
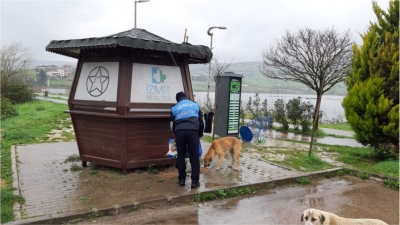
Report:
301,208,388,225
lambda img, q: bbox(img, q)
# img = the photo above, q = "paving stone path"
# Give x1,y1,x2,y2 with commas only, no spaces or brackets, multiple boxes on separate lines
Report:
11,141,303,223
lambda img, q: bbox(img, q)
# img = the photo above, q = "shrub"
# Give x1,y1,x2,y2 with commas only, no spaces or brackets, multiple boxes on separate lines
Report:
356,171,370,180
0,96,18,120
281,119,290,131
246,94,262,119
373,145,398,161
273,99,286,124
286,97,302,130
2,82,35,104
300,120,312,133
296,177,311,185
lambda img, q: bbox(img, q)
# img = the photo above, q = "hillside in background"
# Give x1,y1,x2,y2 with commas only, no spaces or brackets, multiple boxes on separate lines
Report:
31,60,347,95
32,60,77,68
189,61,347,95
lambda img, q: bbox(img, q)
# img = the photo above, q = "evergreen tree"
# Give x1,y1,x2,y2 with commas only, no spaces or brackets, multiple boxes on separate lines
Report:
343,0,399,155
37,69,47,86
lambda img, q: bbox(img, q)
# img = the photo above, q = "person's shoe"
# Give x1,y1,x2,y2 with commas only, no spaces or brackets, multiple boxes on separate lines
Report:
191,180,200,189
178,179,185,186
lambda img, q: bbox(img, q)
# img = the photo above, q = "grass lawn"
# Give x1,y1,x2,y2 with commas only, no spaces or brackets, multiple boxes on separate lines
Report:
49,79,72,87
318,143,399,178
264,150,334,172
254,138,398,178
202,132,397,179
0,100,71,223
271,126,328,138
268,124,354,139
201,135,218,143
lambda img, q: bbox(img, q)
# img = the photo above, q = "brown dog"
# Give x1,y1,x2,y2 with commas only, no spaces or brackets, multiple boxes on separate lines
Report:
203,137,241,170
301,208,388,225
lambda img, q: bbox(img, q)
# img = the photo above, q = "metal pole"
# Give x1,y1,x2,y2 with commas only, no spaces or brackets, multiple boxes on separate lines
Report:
206,26,226,106
134,1,137,28
23,60,27,84
206,33,213,105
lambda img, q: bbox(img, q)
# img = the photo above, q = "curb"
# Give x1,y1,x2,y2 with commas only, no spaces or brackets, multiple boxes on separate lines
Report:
347,169,398,181
6,168,342,225
11,145,22,221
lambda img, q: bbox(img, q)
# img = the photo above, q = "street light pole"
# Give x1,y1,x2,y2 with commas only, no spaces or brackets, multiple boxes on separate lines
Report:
23,60,27,84
206,26,227,106
134,0,150,28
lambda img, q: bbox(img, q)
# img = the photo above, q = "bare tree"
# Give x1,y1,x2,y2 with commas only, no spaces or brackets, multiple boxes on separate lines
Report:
211,57,233,140
260,27,353,155
1,42,33,92
204,94,214,112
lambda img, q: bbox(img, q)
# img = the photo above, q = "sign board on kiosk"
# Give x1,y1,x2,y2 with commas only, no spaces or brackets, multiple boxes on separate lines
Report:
215,72,243,137
130,64,184,104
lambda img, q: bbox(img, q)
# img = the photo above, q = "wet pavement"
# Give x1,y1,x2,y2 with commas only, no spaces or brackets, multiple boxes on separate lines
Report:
78,175,399,225
6,129,382,224
320,127,354,137
9,140,317,224
262,129,362,147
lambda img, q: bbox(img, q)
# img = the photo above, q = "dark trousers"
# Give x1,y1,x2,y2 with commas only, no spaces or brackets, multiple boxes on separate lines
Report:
175,130,200,182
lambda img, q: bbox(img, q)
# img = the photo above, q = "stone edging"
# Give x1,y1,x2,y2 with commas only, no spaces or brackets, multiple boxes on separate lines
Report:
11,145,22,221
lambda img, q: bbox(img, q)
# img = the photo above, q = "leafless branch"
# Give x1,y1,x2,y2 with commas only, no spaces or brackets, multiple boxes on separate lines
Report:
260,27,353,154
260,27,353,93
211,57,234,84
1,42,33,90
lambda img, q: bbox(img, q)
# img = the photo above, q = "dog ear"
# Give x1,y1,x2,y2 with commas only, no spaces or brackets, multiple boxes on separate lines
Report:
319,214,325,224
301,213,304,222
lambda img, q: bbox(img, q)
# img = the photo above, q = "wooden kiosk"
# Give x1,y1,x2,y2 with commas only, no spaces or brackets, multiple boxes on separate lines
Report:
46,28,212,173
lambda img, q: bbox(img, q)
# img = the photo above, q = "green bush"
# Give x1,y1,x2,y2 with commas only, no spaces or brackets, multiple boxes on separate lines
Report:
373,145,398,161
300,120,312,133
286,97,302,129
343,0,399,154
273,99,286,127
2,82,35,104
296,177,311,185
0,96,18,120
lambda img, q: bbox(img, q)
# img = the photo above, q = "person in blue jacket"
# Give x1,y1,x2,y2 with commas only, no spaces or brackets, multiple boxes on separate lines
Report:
171,92,204,188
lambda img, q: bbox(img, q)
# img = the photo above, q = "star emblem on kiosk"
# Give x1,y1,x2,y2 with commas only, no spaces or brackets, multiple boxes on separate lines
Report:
86,66,110,97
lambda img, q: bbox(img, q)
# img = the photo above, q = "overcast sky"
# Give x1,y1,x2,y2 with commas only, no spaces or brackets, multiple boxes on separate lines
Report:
0,0,390,64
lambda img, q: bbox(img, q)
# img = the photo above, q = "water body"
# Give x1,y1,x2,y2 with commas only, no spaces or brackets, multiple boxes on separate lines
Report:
194,91,345,122
44,87,70,94
43,88,346,122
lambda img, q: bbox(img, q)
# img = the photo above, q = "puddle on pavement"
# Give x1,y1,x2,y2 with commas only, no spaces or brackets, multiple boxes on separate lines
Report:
76,175,398,225
301,197,326,207
261,130,362,147
203,178,353,213
202,177,394,224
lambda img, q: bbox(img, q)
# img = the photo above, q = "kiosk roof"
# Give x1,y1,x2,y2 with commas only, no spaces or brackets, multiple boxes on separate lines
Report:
46,28,212,64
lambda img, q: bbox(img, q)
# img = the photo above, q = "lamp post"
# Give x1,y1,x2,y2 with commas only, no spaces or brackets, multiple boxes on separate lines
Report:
206,26,227,106
22,60,27,84
134,0,150,28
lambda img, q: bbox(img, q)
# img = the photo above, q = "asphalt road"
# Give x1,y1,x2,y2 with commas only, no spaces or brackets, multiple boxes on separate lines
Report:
76,175,398,225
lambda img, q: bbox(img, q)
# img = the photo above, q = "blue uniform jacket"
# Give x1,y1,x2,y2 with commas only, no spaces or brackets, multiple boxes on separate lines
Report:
171,98,204,137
